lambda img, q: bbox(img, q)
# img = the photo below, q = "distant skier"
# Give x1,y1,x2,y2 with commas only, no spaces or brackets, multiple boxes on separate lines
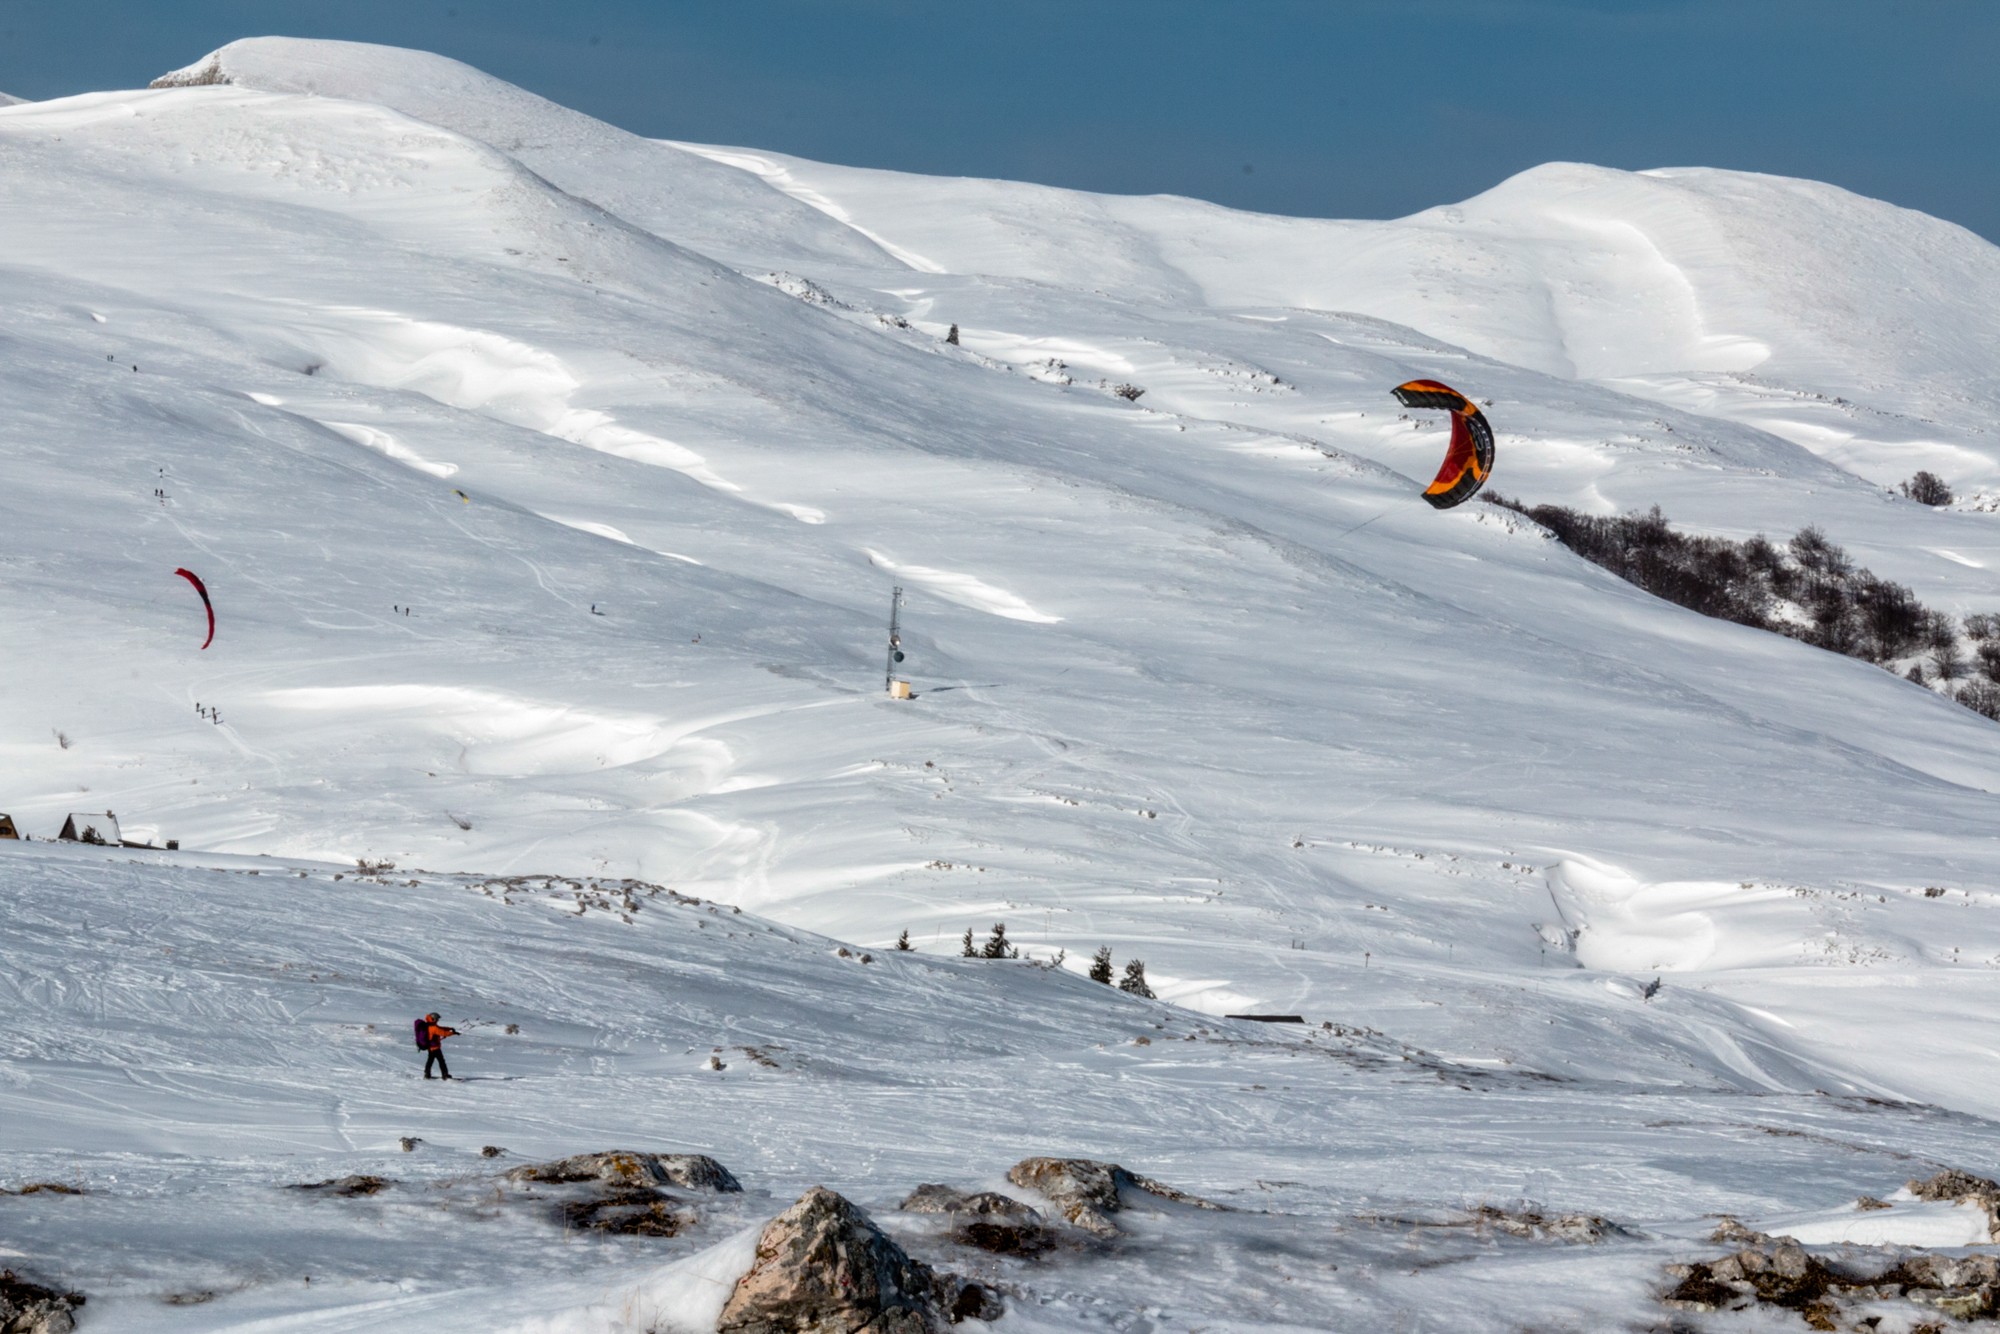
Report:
415,1012,459,1080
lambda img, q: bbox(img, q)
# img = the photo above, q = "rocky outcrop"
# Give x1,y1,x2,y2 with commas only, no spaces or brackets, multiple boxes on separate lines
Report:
1005,1157,1219,1238
149,57,230,89
560,1190,692,1237
506,1152,737,1240
507,1150,741,1193
900,1184,1057,1256
1468,1203,1621,1243
289,1174,390,1197
0,1270,85,1334
1666,1235,2000,1325
718,1187,1000,1334
1909,1167,2000,1239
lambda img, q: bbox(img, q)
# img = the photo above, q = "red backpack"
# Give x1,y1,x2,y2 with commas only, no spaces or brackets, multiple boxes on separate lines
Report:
414,1017,430,1049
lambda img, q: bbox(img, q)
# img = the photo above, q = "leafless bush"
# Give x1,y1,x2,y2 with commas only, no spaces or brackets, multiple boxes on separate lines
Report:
1900,470,1954,505
1958,682,2000,721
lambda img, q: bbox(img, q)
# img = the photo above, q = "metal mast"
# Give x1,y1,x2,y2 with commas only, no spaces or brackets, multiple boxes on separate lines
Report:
884,585,905,692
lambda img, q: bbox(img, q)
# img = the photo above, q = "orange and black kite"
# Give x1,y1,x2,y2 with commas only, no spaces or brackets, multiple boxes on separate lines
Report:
1392,379,1494,509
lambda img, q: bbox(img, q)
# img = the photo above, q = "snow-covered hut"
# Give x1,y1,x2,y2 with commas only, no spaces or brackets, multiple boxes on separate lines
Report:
58,811,120,845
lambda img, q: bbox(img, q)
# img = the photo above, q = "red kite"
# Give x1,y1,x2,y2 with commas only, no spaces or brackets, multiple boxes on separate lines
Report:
174,567,214,649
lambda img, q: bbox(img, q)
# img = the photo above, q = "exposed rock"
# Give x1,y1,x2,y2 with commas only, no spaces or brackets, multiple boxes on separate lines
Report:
1908,1168,2000,1238
149,57,231,89
1666,1238,1840,1326
480,1145,505,1158
1664,1234,2000,1327
289,1174,389,1197
899,1184,1058,1256
1908,1168,2000,1202
1005,1157,1220,1237
1856,1194,1894,1211
0,1184,81,1198
1469,1204,1622,1243
0,1270,85,1334
507,1151,741,1193
559,1188,691,1237
398,1137,422,1153
1708,1215,1771,1245
718,1186,999,1333
1891,1252,2000,1290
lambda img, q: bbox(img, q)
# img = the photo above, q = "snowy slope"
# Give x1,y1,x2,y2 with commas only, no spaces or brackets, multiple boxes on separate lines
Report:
690,145,2000,491
152,39,899,272
7,36,2000,1330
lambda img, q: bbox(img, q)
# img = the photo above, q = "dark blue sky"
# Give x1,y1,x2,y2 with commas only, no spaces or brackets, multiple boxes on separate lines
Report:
4,1,1995,243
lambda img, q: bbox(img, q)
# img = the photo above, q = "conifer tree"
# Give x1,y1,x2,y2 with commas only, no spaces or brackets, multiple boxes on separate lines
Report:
896,929,912,951
960,928,976,958
1118,959,1155,999
1089,946,1114,984
982,923,1017,959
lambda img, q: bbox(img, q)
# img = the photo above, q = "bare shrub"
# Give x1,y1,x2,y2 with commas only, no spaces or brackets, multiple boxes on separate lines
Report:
1900,470,1954,506
1486,496,1993,681
1965,613,2000,642
1957,682,2000,721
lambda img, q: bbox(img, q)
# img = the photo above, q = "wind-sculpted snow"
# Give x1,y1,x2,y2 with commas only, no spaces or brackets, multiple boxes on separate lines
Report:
155,38,900,272
6,36,2000,1329
694,146,2000,487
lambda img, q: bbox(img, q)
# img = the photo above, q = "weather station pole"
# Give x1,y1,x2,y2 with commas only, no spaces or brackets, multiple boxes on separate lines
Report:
884,585,909,698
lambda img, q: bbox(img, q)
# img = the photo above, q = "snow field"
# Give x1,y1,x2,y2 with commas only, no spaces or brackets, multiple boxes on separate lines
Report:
5,34,2000,1329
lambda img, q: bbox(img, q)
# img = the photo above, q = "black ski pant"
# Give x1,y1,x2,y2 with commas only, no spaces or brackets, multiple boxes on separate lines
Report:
424,1047,451,1079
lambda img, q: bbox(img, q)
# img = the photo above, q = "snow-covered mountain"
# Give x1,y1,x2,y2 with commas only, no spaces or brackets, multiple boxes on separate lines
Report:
8,35,2000,1331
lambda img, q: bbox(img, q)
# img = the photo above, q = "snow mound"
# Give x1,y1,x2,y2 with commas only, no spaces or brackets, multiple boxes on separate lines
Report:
155,37,902,270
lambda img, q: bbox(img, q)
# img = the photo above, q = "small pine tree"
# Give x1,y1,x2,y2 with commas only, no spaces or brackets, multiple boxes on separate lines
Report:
896,929,912,952
945,323,960,345
1118,959,1155,999
960,928,976,958
982,923,1016,959
1088,946,1114,985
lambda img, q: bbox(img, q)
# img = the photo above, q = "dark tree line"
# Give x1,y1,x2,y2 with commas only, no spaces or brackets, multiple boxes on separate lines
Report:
1485,495,2000,720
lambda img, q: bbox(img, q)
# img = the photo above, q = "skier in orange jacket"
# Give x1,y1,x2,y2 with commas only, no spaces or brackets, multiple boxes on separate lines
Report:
414,1012,459,1080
